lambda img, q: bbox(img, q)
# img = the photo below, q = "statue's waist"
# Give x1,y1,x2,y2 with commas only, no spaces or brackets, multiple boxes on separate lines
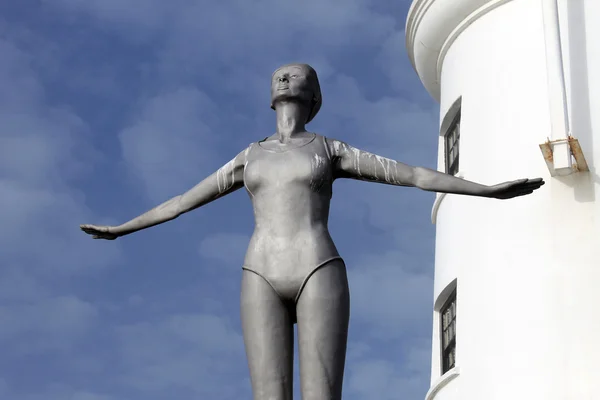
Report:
244,228,339,268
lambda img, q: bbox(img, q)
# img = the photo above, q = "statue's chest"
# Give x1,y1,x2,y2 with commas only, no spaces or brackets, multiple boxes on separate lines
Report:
245,143,331,193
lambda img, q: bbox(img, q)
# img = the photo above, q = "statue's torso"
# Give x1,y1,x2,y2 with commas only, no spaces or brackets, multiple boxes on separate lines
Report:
242,133,341,288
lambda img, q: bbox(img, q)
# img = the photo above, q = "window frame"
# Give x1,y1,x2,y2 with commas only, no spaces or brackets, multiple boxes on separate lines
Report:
440,288,457,374
444,109,461,176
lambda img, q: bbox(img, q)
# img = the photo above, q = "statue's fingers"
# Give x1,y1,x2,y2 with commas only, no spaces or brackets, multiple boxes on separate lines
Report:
522,182,543,190
82,226,102,233
525,178,545,186
528,177,544,184
499,187,530,198
512,178,543,189
516,185,535,193
514,181,543,191
526,183,544,191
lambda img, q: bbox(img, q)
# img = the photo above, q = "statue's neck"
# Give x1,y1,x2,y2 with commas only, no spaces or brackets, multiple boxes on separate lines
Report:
275,102,309,143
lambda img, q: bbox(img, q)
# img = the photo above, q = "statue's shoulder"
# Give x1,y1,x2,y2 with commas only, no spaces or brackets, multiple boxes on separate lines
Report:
314,133,337,145
253,135,271,145
318,135,346,156
244,136,270,151
318,134,345,143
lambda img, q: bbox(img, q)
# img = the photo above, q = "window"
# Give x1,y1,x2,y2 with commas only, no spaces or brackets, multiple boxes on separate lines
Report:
444,110,460,176
441,289,457,374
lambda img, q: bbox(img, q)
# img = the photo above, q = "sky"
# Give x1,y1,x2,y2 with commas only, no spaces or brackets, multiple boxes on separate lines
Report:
0,1,441,399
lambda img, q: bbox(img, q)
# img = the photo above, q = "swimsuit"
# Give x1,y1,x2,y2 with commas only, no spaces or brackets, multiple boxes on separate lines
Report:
242,133,344,315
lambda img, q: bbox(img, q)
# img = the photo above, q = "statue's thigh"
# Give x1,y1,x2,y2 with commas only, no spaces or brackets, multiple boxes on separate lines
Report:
240,270,294,400
296,259,350,400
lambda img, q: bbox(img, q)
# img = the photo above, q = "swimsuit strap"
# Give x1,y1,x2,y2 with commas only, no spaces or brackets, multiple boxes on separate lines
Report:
322,135,332,161
245,142,256,161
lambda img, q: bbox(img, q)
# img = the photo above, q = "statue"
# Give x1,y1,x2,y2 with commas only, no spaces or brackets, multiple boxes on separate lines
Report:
81,64,544,399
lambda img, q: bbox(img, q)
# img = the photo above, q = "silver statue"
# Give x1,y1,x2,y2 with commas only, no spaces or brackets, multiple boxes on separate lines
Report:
81,64,544,399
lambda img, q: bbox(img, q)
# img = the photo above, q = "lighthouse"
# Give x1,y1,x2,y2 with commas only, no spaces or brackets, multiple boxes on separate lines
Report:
405,0,600,399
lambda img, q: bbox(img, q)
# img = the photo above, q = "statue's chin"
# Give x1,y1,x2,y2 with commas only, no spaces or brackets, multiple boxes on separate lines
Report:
271,94,310,108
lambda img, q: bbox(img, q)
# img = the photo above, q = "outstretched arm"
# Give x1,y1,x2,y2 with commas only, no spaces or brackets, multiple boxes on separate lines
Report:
81,148,247,239
329,139,544,198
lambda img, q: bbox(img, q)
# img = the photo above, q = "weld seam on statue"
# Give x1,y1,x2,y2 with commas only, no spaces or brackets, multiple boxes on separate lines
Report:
81,63,544,400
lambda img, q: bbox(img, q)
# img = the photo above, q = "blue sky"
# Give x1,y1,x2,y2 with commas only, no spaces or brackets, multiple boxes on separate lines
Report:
0,1,440,399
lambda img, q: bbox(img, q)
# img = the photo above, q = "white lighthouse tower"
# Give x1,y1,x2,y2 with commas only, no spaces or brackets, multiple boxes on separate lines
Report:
406,0,600,398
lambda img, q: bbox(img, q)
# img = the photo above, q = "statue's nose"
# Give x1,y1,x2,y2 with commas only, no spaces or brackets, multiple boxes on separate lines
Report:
278,77,287,83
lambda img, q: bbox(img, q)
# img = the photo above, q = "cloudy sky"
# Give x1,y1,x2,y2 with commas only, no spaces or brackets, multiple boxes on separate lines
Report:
1,1,440,399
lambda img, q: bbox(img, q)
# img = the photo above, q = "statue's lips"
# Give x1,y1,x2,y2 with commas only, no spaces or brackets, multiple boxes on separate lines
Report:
277,86,289,91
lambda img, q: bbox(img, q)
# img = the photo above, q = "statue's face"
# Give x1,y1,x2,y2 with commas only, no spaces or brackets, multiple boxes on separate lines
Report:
270,64,314,108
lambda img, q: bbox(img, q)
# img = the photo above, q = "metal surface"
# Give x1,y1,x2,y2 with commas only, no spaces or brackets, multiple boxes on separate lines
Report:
539,136,588,176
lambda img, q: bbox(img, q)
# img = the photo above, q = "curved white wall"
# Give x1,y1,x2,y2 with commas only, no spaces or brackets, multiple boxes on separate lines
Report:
407,0,600,399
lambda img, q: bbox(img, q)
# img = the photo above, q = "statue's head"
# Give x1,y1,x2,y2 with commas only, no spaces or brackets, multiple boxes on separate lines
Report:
270,63,322,123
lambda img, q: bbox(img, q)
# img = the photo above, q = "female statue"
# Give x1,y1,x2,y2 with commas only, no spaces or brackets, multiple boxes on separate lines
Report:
81,64,544,399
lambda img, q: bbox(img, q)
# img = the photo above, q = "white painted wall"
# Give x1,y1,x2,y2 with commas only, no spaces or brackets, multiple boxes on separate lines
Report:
407,0,600,399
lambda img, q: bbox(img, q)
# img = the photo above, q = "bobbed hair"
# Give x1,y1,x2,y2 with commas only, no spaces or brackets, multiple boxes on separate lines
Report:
271,63,322,124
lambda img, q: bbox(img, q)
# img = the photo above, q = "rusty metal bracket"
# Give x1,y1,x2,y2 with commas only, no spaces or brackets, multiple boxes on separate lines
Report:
539,136,589,176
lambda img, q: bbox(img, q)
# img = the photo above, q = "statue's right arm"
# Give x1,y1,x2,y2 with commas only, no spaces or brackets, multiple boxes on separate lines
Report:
112,148,247,237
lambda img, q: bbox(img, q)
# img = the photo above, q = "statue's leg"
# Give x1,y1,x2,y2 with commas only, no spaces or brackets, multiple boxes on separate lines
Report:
296,259,350,400
240,269,294,400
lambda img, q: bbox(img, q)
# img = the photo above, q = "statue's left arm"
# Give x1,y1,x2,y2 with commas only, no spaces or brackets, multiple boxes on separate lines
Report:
328,139,544,199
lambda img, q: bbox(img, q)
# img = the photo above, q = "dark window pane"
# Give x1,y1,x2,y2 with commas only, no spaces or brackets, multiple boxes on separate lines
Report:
440,289,457,374
445,112,460,176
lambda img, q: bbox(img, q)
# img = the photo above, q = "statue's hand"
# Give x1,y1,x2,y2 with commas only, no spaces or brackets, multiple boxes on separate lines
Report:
487,178,545,199
80,224,119,240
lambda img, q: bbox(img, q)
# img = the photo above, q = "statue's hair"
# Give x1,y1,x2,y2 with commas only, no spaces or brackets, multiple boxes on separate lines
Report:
271,63,322,124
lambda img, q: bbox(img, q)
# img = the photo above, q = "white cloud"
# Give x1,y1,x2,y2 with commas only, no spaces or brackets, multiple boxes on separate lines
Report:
317,74,438,157
45,0,400,97
41,0,172,38
48,0,396,47
0,378,7,396
0,24,120,395
198,232,250,267
346,341,373,362
119,87,221,201
3,386,118,400
0,37,121,275
346,355,429,400
0,268,49,302
70,392,116,400
116,313,248,398
345,337,431,400
348,251,432,341
127,294,144,307
0,296,98,353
